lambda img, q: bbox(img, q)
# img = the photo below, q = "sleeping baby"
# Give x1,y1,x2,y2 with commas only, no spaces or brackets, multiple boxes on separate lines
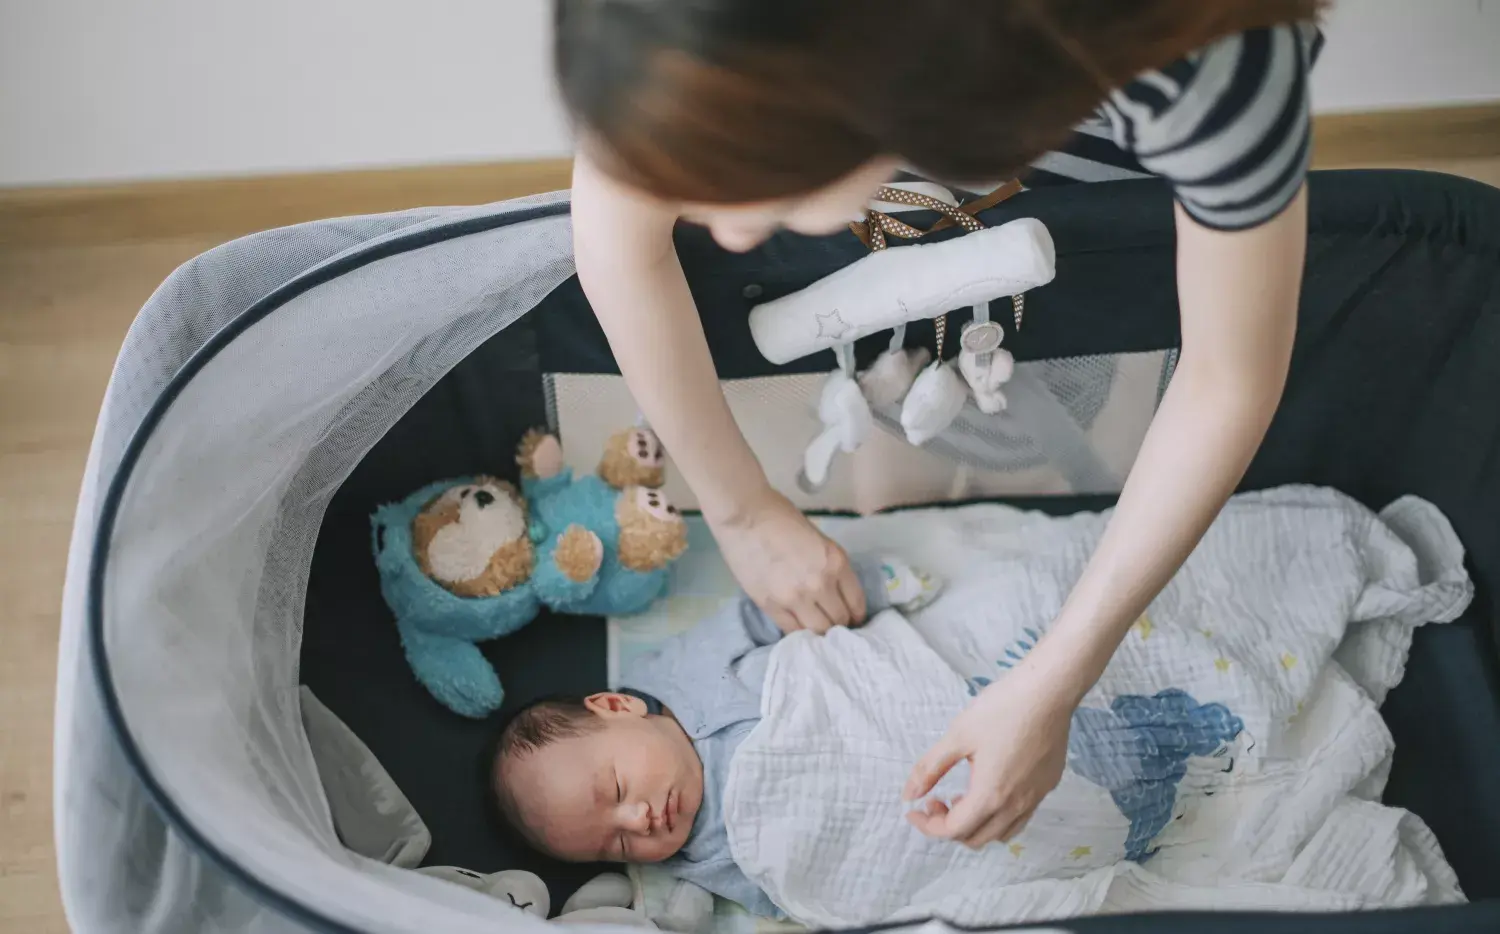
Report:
490,489,1469,926
489,555,941,918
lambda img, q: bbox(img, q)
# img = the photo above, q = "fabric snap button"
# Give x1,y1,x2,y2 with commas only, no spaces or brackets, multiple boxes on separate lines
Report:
742,284,763,300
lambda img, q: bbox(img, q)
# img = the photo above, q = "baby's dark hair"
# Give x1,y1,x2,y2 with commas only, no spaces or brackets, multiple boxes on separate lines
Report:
487,694,605,853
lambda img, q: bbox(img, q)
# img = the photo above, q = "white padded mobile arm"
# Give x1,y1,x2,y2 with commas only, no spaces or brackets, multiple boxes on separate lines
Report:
748,217,1055,365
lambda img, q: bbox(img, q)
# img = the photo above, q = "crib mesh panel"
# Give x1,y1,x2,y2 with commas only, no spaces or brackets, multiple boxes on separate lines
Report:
56,205,530,934
80,199,586,934
549,350,1169,516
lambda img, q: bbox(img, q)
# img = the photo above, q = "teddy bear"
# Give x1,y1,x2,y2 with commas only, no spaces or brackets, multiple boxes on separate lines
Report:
514,428,688,617
370,427,687,719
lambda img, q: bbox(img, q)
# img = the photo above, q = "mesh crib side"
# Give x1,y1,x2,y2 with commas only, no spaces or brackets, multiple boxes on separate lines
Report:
55,196,579,934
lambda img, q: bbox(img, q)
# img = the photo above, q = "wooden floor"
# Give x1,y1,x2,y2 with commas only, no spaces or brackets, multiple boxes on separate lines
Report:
2,157,1498,933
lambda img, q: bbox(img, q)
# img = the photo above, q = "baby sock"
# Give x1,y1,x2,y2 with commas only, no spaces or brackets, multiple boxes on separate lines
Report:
877,556,943,612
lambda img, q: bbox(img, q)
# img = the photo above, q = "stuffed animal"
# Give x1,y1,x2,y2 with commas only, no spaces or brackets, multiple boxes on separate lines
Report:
747,210,1055,486
370,427,687,718
417,868,659,927
516,428,688,616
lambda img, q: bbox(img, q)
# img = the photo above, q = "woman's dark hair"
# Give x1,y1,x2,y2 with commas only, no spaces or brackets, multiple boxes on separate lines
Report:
554,0,1325,204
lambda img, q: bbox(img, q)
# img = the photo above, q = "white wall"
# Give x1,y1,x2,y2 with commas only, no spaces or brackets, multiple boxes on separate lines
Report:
1313,0,1500,113
2,0,1498,187
0,0,572,187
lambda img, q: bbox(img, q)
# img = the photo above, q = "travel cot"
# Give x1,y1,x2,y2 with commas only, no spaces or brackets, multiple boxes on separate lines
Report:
54,170,1500,933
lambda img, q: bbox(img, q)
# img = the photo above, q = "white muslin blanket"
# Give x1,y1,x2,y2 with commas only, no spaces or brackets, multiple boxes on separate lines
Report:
721,487,1473,928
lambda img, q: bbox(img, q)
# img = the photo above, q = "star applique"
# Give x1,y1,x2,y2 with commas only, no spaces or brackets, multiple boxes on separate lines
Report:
1008,843,1025,857
815,308,850,340
1134,614,1154,640
1069,845,1093,859
1214,657,1231,673
1280,652,1298,671
1199,627,1215,638
1288,701,1305,725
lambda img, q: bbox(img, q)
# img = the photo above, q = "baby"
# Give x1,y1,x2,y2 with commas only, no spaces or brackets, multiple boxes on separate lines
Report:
489,555,941,917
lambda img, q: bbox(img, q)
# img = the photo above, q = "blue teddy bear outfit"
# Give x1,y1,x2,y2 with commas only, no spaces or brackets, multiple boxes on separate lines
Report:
372,468,675,718
521,466,673,617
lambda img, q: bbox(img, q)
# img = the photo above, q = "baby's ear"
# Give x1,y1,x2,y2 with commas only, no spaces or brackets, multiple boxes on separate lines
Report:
584,692,648,718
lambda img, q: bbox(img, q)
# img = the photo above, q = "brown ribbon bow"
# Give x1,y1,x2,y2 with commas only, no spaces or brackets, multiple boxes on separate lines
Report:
848,178,1027,357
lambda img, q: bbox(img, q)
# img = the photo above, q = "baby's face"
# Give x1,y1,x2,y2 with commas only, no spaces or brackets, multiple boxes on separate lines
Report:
501,694,703,864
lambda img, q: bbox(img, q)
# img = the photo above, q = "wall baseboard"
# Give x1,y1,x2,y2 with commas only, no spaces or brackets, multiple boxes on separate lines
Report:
3,103,1498,250
0,159,575,250
1312,102,1500,167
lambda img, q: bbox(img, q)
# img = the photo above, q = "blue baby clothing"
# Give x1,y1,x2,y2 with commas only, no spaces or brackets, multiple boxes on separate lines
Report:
620,559,898,918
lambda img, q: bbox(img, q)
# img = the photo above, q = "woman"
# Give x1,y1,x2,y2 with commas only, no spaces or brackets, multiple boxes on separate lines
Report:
554,0,1322,850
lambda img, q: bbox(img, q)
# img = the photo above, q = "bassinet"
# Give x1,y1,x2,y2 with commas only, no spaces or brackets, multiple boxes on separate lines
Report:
54,170,1500,934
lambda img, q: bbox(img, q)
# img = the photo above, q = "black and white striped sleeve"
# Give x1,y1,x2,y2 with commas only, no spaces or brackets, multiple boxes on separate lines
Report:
1101,23,1324,231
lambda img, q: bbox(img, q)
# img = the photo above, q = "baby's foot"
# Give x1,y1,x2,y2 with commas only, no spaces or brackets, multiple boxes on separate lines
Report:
879,557,943,611
518,429,565,479
554,525,604,583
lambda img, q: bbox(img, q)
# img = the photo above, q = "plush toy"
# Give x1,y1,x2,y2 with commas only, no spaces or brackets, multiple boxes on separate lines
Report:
417,868,662,927
516,428,688,617
370,427,687,718
747,206,1055,487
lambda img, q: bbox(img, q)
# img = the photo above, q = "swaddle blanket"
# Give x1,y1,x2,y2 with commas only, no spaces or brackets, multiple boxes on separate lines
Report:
721,487,1473,928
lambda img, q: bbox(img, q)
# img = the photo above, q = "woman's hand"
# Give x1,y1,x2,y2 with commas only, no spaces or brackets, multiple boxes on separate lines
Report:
708,487,866,635
572,154,862,635
902,665,1074,848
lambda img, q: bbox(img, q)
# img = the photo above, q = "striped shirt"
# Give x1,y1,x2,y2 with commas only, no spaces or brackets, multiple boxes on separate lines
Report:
1025,22,1325,231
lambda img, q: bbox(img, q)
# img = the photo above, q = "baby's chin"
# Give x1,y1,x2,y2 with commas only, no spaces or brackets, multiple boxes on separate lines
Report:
677,767,706,829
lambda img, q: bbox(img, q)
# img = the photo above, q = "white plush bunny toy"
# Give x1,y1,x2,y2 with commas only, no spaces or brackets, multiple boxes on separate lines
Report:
748,183,1056,489
418,867,715,932
419,868,649,926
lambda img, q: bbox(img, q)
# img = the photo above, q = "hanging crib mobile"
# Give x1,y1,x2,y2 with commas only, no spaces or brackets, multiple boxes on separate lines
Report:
747,182,1056,490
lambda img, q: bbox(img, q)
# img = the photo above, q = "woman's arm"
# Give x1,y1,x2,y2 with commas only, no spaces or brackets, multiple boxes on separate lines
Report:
906,186,1308,845
570,154,769,522
570,153,865,632
1027,187,1307,705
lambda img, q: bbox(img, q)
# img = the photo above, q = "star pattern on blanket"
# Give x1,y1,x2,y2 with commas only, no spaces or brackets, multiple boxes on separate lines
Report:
1214,657,1231,673
1067,689,1245,861
815,308,851,340
1008,843,1025,857
1280,652,1298,671
1069,846,1093,859
1134,614,1155,640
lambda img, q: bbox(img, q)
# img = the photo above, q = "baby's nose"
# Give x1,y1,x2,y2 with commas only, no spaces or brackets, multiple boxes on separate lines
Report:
622,802,653,834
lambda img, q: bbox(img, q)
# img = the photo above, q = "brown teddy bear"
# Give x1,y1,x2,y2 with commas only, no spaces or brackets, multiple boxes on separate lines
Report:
372,426,687,718
516,427,687,576
410,427,685,600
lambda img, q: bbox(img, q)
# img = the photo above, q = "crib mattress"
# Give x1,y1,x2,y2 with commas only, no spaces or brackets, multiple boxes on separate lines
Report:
299,491,1500,917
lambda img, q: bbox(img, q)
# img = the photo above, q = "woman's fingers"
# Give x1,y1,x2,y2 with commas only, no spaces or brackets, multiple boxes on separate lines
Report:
792,600,835,635
814,591,852,630
919,785,998,841
903,737,965,802
836,565,868,623
766,605,802,635
905,796,952,834
908,794,1035,851
958,801,1036,849
956,809,1014,850
999,808,1035,843
912,796,1035,849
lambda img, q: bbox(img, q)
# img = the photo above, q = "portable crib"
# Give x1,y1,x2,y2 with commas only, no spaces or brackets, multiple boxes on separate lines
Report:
54,170,1500,934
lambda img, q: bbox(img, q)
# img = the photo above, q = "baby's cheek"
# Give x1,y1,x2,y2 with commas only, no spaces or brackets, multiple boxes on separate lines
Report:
638,836,682,863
